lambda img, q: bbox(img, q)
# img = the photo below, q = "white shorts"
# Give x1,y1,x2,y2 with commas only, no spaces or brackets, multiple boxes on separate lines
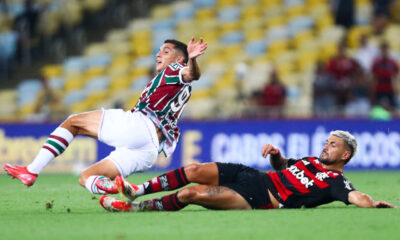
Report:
98,109,159,177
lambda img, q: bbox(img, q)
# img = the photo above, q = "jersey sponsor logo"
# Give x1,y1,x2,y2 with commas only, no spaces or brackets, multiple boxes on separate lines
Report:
296,160,329,189
288,165,314,188
343,180,352,191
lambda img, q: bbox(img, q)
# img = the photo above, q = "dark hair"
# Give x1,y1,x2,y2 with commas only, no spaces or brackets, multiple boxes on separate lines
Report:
164,39,188,64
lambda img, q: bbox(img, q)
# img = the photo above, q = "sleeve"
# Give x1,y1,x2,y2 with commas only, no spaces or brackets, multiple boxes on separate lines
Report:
287,158,301,167
287,157,313,167
330,176,356,205
164,62,189,85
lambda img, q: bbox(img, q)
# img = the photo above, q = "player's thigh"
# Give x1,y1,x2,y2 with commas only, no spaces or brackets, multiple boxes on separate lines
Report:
79,158,120,185
179,185,251,210
62,110,103,137
185,163,219,185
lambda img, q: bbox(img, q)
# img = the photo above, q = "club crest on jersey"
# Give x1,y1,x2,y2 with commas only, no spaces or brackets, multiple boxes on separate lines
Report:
169,63,181,71
315,172,329,181
288,165,314,188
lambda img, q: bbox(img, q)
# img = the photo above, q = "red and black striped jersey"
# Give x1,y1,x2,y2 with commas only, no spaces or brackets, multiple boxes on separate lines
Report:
264,157,356,208
132,62,190,157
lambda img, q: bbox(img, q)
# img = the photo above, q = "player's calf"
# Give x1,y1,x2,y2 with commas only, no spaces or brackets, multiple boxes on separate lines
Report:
82,175,118,194
133,167,190,197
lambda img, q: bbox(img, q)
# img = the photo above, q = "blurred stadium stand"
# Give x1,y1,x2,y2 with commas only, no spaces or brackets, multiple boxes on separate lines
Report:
1,0,400,122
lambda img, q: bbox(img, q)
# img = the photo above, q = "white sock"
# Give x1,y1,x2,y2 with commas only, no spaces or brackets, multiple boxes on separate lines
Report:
27,127,74,174
136,184,145,196
85,175,106,194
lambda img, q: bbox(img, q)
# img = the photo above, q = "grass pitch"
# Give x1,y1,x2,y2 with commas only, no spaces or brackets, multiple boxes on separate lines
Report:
1,171,399,240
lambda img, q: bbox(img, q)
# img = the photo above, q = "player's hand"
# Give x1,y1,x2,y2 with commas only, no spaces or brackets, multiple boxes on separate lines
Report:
262,144,280,158
187,37,207,60
374,201,397,208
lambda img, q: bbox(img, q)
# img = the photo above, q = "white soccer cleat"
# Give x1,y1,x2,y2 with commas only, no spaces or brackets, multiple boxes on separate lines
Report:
99,196,131,212
99,196,143,212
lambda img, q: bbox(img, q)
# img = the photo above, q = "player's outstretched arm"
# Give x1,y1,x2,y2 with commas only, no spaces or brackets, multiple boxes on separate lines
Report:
182,37,207,83
348,190,397,208
262,144,288,171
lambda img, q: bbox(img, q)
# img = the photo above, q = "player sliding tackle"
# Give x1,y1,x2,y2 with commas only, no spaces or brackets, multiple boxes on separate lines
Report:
4,37,207,195
100,130,396,211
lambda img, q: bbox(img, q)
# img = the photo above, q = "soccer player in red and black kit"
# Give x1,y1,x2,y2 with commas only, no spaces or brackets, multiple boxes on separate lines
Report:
100,130,396,212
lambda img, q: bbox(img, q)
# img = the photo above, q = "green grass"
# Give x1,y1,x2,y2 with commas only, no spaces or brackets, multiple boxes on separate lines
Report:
1,171,399,240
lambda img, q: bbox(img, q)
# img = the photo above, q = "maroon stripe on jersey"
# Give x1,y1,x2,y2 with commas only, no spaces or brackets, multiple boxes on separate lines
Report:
49,135,69,147
268,172,293,201
43,146,57,157
297,161,329,189
152,85,181,111
282,170,311,194
309,159,339,178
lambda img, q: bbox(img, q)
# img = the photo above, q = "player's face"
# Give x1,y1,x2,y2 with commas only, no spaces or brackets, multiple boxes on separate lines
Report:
155,43,181,72
319,136,349,165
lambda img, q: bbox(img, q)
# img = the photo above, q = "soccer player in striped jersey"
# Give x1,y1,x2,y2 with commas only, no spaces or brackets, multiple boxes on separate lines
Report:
100,130,396,212
4,37,207,195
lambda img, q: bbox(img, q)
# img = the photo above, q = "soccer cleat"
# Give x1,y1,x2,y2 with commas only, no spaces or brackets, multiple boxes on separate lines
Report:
99,196,131,212
3,164,38,187
99,195,145,212
95,176,119,194
115,175,139,201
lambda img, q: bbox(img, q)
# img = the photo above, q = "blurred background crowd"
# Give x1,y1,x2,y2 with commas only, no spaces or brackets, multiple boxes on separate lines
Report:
0,0,400,122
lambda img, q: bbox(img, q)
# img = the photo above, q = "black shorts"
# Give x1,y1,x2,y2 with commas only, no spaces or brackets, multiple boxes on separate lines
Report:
216,162,272,209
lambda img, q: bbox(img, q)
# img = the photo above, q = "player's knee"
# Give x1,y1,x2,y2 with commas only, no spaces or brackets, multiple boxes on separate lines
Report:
78,171,89,187
61,114,78,130
177,188,199,203
65,114,80,127
184,163,202,182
